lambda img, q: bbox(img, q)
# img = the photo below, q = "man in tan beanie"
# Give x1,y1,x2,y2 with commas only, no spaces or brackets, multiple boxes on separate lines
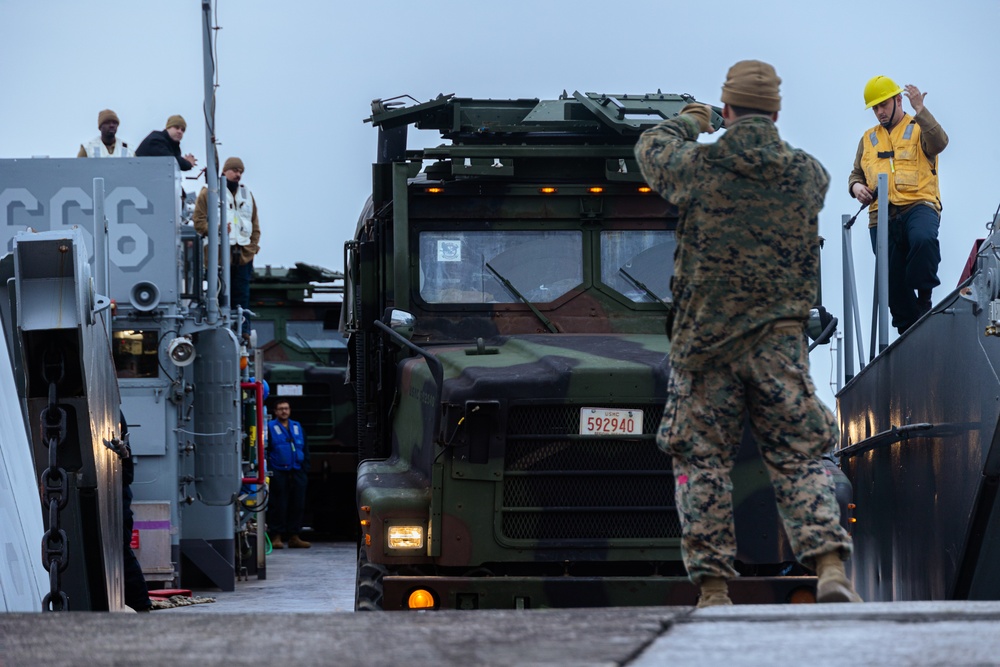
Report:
193,156,260,337
635,60,861,607
78,109,133,158
135,114,197,171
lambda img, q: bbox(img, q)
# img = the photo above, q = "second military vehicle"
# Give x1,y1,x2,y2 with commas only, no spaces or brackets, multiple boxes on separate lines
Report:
249,263,356,537
344,91,844,610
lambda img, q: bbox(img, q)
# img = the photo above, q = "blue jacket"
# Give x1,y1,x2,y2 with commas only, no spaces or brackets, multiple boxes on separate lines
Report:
267,418,307,471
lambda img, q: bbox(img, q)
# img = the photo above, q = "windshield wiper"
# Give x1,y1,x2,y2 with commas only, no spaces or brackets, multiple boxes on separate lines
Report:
619,266,670,308
485,262,558,333
294,332,326,364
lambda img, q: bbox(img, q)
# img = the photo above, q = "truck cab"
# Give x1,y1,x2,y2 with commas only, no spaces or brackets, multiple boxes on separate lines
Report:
344,92,826,610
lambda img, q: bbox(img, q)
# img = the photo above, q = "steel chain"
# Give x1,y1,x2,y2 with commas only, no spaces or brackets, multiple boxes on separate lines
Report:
39,350,69,612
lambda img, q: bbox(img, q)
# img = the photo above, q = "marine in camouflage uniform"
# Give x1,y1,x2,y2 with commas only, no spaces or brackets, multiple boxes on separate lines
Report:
634,60,859,606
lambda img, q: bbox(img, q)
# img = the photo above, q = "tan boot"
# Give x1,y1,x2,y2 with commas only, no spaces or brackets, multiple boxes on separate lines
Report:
816,551,863,603
270,535,284,550
696,576,733,608
288,535,312,549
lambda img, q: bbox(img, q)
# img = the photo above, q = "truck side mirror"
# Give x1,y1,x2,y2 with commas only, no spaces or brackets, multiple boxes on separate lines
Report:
382,308,415,341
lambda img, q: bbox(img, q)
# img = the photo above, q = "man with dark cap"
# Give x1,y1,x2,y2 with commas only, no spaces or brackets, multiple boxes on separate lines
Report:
135,115,198,171
192,156,261,335
78,109,133,157
849,76,948,334
635,60,861,607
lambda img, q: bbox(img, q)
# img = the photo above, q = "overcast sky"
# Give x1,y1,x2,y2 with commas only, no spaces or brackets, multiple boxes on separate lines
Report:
2,0,998,411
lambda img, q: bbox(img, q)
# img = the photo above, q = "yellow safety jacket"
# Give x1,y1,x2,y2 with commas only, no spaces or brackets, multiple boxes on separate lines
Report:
860,113,941,212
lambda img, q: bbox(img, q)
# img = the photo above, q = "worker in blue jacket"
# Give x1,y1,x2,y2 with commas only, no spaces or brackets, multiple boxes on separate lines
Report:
266,400,310,549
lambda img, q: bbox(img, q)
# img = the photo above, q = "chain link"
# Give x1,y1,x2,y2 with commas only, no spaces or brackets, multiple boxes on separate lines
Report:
39,349,69,612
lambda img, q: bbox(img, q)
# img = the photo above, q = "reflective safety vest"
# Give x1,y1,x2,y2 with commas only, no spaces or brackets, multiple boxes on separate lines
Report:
267,418,305,471
860,114,941,212
83,136,133,157
225,184,254,247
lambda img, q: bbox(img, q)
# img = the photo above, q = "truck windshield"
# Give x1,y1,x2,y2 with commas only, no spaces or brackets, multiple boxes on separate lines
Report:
418,230,583,304
600,229,676,303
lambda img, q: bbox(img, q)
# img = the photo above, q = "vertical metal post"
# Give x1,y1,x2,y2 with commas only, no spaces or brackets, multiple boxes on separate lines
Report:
876,173,889,352
92,178,109,337
254,349,266,580
835,331,843,394
842,214,855,383
202,0,221,324
220,183,230,312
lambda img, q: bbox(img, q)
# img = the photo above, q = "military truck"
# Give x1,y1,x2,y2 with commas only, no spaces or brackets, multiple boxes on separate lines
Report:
249,263,356,537
344,92,844,610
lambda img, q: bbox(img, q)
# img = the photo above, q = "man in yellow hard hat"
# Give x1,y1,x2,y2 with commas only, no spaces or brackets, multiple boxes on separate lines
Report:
848,76,948,334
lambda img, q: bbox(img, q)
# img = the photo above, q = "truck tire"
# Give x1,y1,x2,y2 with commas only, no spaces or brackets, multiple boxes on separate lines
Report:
354,545,387,611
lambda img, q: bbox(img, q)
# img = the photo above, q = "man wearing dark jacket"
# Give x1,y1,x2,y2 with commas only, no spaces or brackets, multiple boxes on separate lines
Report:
135,114,197,171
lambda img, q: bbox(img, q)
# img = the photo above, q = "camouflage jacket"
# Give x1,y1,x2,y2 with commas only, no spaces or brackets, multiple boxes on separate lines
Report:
634,114,830,370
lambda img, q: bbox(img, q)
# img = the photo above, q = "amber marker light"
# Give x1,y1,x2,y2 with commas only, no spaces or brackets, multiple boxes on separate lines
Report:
407,589,436,610
637,186,653,194
539,187,557,194
587,186,604,194
788,588,816,604
360,519,370,527
425,187,444,194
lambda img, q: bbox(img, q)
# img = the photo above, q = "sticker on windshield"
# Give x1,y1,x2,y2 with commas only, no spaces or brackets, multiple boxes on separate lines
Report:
437,239,462,262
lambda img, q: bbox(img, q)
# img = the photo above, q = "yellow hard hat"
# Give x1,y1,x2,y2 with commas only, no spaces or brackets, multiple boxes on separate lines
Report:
863,75,903,109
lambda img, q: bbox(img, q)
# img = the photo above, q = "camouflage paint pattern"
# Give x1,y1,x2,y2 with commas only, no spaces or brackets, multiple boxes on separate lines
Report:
635,110,850,586
634,114,830,370
350,94,841,610
660,326,851,584
249,264,357,536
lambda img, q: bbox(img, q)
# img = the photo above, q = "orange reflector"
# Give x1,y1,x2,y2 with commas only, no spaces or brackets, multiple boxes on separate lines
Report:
788,587,816,604
361,505,371,513
240,356,248,370
407,589,436,609
849,517,858,523
539,187,557,194
587,186,604,194
425,187,444,194
637,186,652,193
364,533,371,546
848,503,857,509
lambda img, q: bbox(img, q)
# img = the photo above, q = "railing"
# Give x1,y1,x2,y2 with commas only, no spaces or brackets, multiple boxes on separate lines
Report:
842,172,890,384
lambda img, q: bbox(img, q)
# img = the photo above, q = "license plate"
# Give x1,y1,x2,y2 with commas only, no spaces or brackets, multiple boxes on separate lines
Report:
579,408,643,436
276,384,303,396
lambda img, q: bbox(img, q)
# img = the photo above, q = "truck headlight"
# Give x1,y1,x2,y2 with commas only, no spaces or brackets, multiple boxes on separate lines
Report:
387,525,424,549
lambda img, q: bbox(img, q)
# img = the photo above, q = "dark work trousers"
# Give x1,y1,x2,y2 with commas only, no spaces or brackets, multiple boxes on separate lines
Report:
231,255,253,336
268,468,308,537
869,204,941,333
122,481,151,611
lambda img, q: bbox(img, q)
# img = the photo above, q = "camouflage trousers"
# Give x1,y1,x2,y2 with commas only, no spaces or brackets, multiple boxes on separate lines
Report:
658,324,852,584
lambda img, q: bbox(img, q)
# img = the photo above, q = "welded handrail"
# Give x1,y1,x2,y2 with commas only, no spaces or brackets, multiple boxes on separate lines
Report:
841,173,890,383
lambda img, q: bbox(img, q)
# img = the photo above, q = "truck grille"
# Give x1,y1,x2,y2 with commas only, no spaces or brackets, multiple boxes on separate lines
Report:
500,405,680,541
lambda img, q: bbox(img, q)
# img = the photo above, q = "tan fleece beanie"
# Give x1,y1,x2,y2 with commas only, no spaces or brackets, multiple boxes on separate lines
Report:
98,109,119,127
165,114,187,132
721,60,782,113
